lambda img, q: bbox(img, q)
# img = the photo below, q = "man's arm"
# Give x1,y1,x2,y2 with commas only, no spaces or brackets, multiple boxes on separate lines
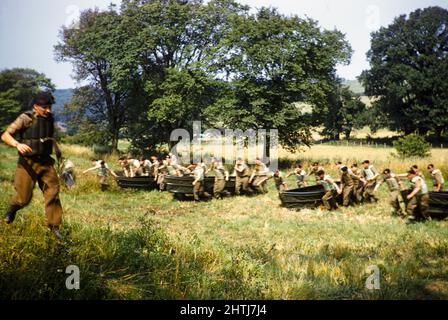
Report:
83,165,99,174
108,168,118,178
330,179,341,194
373,180,383,192
407,180,421,199
249,171,255,183
286,171,294,178
1,131,32,155
53,140,62,161
435,173,443,192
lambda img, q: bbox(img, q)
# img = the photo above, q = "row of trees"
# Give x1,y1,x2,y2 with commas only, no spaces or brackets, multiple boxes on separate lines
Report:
54,0,354,154
2,3,446,154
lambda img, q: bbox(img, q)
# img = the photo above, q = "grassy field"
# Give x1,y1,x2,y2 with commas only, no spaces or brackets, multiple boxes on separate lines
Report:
0,143,448,300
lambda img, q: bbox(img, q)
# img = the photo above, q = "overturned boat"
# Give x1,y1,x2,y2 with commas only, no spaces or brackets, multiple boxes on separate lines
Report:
116,175,158,190
165,175,236,196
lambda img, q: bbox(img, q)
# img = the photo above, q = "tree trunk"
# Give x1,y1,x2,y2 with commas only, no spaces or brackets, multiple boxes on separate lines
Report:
435,127,443,142
344,130,351,140
111,133,119,155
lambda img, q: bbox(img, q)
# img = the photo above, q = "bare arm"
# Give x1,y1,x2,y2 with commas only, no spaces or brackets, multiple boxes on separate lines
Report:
108,168,118,178
53,140,62,161
408,180,421,199
1,131,32,155
83,166,99,174
373,180,383,192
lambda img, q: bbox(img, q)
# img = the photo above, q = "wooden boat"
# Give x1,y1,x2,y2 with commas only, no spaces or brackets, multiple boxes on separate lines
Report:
116,175,158,190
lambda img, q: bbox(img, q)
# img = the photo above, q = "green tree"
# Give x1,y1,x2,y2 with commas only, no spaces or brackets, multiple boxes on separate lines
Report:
55,6,138,153
393,134,431,158
0,68,54,130
120,0,247,153
316,81,366,140
360,6,448,139
207,7,352,154
60,86,112,147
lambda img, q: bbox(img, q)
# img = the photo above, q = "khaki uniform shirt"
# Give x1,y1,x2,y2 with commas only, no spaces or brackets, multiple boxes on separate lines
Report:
254,163,269,176
235,164,250,177
193,166,205,181
431,169,445,187
6,112,35,136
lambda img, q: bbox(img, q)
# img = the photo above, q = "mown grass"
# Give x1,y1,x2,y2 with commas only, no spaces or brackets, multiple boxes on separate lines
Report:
0,143,447,300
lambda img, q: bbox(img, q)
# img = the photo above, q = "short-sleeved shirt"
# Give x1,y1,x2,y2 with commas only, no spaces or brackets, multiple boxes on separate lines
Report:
431,169,445,186
129,159,140,170
341,171,354,187
5,112,35,136
320,175,335,191
193,167,204,181
63,159,75,171
411,176,428,195
294,169,307,182
235,164,250,177
166,165,176,175
254,163,269,176
214,167,227,180
274,173,285,187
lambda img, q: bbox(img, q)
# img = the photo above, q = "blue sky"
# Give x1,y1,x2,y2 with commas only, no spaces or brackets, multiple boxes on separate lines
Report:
1,0,447,89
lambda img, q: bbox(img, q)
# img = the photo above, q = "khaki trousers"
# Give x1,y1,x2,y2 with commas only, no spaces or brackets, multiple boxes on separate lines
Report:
363,182,378,203
342,185,354,207
389,190,402,215
193,181,204,201
213,179,226,199
10,156,62,227
322,190,334,211
406,193,430,220
253,176,269,194
235,176,252,195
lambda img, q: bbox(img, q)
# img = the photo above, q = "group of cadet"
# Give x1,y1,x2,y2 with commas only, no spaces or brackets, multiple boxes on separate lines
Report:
84,153,446,223
4,92,445,243
273,160,445,224
113,155,272,202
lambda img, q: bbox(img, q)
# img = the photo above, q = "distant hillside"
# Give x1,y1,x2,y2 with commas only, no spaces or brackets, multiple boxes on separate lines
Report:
53,89,73,121
342,79,365,95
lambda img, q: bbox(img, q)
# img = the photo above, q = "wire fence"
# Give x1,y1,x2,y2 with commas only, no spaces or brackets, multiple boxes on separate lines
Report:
319,140,447,149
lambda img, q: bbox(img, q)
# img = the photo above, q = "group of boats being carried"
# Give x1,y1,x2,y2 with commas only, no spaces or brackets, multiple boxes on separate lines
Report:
116,174,448,219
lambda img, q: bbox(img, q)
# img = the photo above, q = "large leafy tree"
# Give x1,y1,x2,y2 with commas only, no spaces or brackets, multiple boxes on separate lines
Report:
120,0,247,153
56,0,351,155
207,7,352,154
0,68,54,130
55,6,138,152
360,6,448,138
316,81,366,140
